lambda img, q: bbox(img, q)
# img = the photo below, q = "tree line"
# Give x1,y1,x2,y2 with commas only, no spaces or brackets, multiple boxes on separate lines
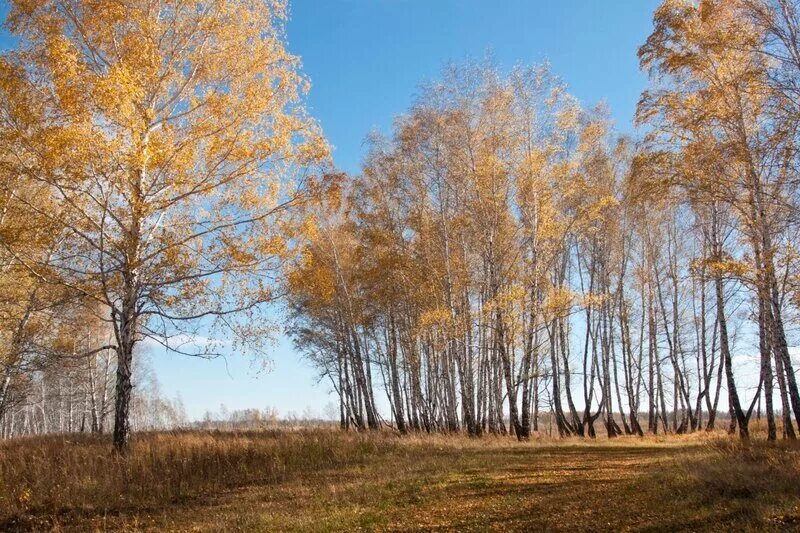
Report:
287,0,800,441
1,0,798,449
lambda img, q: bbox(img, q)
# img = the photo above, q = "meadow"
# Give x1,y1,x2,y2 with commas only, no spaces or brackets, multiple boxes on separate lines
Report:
1,429,798,531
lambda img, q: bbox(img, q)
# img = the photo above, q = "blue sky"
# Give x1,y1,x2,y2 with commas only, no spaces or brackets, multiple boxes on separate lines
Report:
290,0,660,174
1,0,662,420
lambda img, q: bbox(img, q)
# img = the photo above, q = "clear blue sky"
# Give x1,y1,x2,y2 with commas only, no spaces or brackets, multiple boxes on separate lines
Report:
0,0,661,420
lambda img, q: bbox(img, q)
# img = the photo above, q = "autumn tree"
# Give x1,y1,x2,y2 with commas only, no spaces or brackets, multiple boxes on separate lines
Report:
290,61,655,440
0,0,328,450
638,0,800,439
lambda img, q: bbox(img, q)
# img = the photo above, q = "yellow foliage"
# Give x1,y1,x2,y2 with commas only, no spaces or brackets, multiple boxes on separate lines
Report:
418,308,452,330
544,287,575,319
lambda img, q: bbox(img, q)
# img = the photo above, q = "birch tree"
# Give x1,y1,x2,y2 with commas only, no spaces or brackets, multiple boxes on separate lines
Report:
0,0,328,450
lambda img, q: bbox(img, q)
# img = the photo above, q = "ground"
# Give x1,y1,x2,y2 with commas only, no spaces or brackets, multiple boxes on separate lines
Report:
1,430,799,531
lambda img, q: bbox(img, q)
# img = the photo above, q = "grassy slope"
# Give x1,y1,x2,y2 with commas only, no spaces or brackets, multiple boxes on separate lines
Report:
1,430,799,531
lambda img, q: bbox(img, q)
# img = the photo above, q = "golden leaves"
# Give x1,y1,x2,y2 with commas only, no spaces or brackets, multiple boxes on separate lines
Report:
92,63,144,126
555,104,580,132
44,33,86,116
543,287,575,320
484,285,527,316
287,248,337,306
418,308,452,330
692,257,751,279
0,0,332,369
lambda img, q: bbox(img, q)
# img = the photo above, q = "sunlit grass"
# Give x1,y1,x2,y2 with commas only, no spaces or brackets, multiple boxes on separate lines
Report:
1,429,798,531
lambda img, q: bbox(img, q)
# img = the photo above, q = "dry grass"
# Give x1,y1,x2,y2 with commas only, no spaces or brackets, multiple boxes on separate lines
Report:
0,430,400,529
1,429,798,531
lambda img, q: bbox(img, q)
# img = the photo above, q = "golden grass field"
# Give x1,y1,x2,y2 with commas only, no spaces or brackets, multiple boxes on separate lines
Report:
1,429,799,531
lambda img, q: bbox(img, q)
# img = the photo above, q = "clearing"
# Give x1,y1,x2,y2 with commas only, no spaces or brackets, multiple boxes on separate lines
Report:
1,431,799,531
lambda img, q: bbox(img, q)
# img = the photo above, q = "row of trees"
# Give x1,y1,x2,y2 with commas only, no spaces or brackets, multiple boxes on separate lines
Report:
0,0,328,450
287,0,800,440
2,0,798,447
0,350,188,439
